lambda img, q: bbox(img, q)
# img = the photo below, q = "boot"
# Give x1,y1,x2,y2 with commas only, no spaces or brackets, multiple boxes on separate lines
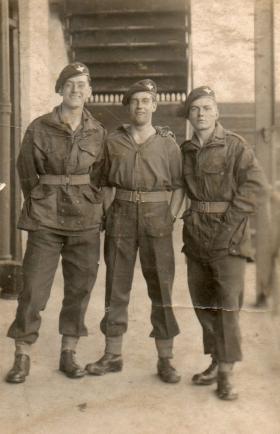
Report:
85,353,123,376
59,350,85,379
6,354,30,384
216,371,238,401
192,358,218,385
157,358,181,384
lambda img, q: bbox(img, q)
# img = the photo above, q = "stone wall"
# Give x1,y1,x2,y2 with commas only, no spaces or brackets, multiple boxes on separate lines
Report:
18,0,68,133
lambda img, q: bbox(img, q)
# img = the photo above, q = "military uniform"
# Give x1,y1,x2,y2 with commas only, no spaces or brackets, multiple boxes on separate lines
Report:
8,104,105,343
181,121,266,363
100,124,182,342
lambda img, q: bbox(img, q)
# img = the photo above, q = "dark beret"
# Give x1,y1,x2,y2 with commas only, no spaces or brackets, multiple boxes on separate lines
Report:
184,86,216,118
55,62,90,93
122,79,157,105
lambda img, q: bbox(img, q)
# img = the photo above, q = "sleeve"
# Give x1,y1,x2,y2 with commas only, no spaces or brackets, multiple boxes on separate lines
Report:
16,126,39,200
226,140,269,223
231,142,268,214
99,140,111,187
167,137,184,190
89,128,107,188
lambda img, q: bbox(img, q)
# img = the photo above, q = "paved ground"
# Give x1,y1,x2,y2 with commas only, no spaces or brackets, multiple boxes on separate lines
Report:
1,221,280,434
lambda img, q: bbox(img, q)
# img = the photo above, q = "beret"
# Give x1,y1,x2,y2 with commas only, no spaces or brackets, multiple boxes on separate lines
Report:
185,86,216,118
122,79,157,105
55,62,90,93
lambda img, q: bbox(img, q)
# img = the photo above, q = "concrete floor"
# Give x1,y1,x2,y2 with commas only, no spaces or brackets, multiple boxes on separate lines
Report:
1,221,280,434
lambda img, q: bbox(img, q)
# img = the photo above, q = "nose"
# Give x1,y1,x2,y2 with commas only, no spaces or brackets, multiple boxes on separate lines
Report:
71,83,79,92
198,108,205,116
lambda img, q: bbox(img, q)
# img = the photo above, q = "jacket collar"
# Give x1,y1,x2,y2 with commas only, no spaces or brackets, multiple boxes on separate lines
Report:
41,105,101,132
184,122,225,151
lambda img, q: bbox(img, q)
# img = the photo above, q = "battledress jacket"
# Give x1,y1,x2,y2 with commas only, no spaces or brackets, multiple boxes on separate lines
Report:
181,122,267,262
17,105,106,232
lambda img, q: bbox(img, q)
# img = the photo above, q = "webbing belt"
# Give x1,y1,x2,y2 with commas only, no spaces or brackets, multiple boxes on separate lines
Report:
190,200,229,213
39,174,90,185
115,189,167,203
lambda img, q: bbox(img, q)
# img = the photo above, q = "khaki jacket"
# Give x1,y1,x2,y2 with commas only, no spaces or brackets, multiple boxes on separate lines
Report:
181,122,268,261
17,106,106,232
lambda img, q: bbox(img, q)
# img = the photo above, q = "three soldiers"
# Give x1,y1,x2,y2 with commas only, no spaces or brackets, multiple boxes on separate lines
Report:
5,63,267,403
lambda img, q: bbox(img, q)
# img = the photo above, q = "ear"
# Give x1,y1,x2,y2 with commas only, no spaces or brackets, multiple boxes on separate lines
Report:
152,100,157,113
215,107,220,121
59,87,63,96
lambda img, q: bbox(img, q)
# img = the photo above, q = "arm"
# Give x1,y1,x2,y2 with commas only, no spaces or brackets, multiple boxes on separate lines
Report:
230,143,268,216
17,128,39,199
169,188,185,220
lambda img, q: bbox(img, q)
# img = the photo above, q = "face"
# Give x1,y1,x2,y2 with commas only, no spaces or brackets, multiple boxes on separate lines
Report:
129,92,157,126
60,74,92,109
188,96,219,132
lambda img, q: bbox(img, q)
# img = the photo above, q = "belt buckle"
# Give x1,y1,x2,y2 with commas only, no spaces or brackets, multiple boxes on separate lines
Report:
65,175,71,185
200,201,209,213
135,191,141,202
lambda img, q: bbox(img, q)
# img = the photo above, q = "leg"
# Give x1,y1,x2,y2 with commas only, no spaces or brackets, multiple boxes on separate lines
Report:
59,231,100,378
212,255,246,400
86,234,137,376
6,230,61,383
139,234,179,340
187,257,217,358
7,230,61,344
139,234,180,383
212,255,245,363
187,257,218,385
100,234,138,338
59,230,100,337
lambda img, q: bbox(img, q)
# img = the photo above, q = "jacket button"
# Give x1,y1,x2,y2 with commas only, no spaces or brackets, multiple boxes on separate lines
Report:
77,221,81,224
60,220,64,224
76,200,80,204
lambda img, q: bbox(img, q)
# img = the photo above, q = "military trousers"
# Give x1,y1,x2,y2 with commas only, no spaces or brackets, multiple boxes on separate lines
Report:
8,229,100,344
100,201,180,340
187,255,245,363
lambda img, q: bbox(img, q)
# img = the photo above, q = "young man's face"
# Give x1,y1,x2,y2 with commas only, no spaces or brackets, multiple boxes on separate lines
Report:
129,92,157,126
61,74,92,109
188,96,219,132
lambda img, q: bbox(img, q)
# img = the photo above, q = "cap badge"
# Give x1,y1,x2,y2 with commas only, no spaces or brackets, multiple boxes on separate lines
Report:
203,87,212,94
146,83,154,91
76,65,85,72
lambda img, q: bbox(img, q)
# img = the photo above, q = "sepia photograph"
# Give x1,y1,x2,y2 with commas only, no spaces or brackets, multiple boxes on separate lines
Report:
0,0,279,433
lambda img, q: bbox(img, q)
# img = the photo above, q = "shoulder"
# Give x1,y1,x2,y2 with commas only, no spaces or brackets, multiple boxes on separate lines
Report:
25,112,53,135
84,108,106,132
224,129,249,148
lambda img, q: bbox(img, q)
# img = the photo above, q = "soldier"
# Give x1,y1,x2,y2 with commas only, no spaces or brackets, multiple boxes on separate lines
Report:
6,63,106,383
181,86,267,400
85,79,185,383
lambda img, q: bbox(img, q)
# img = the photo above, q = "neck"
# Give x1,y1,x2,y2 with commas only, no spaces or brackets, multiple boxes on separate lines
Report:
130,122,156,144
195,126,215,145
61,104,83,130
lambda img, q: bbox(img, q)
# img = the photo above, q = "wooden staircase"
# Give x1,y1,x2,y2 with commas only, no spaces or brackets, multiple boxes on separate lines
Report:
63,0,190,143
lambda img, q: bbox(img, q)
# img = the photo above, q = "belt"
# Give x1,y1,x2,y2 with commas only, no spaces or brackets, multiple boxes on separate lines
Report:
39,174,90,185
115,189,167,203
190,200,230,213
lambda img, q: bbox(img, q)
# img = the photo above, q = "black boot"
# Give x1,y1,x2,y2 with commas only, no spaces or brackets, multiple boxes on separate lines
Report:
192,359,218,385
59,350,85,379
157,358,181,384
216,371,238,401
85,353,123,376
6,354,30,384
